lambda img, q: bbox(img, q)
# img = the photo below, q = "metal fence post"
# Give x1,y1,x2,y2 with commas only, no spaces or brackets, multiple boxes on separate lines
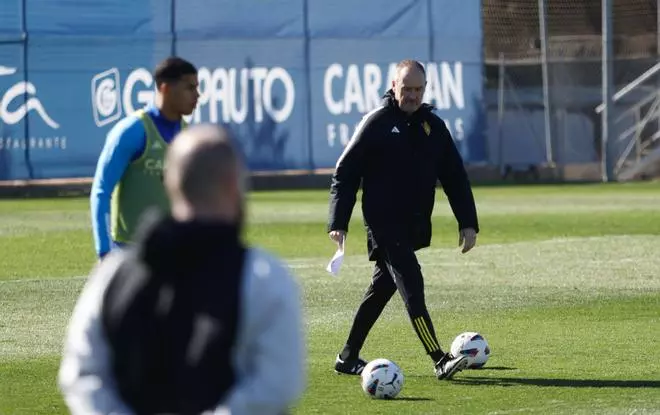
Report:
602,0,615,181
538,0,554,166
497,52,505,174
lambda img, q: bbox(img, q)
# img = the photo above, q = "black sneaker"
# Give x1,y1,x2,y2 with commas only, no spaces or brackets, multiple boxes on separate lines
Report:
434,353,469,380
334,354,367,375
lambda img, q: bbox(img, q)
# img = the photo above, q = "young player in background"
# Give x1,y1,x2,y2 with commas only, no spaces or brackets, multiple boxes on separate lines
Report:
90,57,199,259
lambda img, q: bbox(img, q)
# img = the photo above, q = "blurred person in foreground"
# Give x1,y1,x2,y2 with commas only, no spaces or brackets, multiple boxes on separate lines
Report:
90,57,199,261
59,123,306,415
327,59,479,380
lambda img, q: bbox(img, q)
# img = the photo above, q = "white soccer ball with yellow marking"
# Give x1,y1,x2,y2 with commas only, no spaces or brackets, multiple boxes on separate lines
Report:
360,358,404,399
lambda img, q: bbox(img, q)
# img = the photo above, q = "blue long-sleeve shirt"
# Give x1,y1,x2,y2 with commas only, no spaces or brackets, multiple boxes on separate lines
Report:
90,107,182,257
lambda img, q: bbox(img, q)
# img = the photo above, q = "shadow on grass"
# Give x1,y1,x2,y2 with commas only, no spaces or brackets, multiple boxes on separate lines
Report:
394,397,434,401
405,366,518,379
453,377,660,388
471,366,518,371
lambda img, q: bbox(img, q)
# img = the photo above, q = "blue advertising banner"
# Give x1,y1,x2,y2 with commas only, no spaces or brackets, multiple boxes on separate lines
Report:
0,0,484,181
0,43,28,180
175,0,304,39
25,37,173,178
175,0,308,170
25,0,172,36
310,42,432,168
177,38,309,170
308,0,432,167
0,0,22,37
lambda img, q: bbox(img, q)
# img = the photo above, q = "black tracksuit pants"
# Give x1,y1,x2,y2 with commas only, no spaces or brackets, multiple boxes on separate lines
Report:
340,243,446,363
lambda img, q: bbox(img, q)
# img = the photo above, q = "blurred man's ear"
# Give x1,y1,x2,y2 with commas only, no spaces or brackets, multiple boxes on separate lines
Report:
223,167,240,200
157,81,169,95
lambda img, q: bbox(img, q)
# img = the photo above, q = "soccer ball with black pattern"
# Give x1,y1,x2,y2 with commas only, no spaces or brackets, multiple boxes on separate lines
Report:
450,331,491,369
360,358,404,399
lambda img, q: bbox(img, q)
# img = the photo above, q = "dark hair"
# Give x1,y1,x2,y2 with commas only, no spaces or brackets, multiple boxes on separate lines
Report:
153,57,198,87
396,59,426,77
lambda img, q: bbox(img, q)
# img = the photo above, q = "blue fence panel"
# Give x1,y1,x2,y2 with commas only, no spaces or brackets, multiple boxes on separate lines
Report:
309,41,431,168
0,0,22,38
0,43,28,180
26,37,172,179
0,0,484,180
308,0,432,168
0,0,26,180
175,0,308,171
308,0,429,38
176,0,304,38
177,38,309,170
25,0,171,35
429,0,485,163
22,0,172,179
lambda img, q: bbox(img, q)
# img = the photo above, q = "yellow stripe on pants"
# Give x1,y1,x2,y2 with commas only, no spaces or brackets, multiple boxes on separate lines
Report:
414,317,440,352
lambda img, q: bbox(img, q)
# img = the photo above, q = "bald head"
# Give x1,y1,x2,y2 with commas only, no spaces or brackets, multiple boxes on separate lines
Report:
395,59,426,78
392,59,426,114
164,123,245,221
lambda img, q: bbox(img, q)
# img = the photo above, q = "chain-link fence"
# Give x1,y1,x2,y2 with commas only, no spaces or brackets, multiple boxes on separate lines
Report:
483,0,660,180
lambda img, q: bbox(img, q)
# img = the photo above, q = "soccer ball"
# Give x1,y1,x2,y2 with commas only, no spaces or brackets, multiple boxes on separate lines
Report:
360,358,404,399
450,331,491,369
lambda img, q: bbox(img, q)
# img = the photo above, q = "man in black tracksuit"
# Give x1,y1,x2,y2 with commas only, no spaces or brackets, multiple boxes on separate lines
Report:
327,59,480,380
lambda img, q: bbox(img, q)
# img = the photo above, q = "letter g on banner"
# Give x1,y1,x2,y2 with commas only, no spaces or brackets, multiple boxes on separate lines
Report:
91,68,122,127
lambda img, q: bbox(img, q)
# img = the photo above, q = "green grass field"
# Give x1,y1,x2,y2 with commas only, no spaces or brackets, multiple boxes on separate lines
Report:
1,182,659,414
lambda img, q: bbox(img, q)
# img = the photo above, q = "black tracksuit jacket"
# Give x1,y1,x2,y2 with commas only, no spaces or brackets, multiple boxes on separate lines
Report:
327,90,479,259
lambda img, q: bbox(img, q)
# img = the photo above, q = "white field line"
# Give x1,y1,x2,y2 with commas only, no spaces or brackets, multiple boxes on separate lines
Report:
0,234,657,285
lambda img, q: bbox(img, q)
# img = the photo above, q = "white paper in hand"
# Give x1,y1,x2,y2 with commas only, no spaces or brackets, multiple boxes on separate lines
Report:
326,236,345,277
